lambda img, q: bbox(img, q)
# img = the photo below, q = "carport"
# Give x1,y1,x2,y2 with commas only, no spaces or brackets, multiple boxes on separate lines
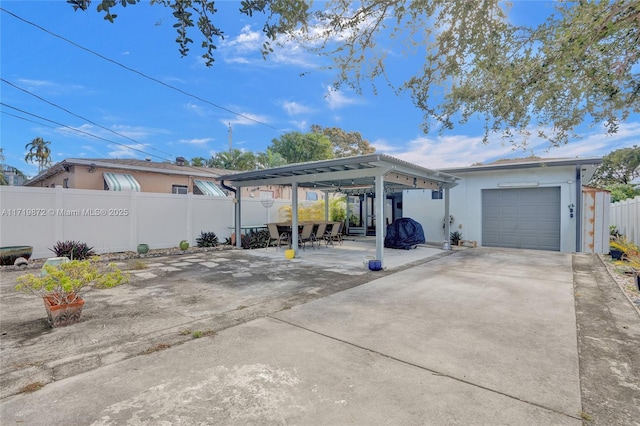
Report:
220,154,459,267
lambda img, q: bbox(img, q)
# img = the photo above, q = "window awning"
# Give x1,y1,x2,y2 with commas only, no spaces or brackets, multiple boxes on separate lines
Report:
103,172,141,192
194,179,226,197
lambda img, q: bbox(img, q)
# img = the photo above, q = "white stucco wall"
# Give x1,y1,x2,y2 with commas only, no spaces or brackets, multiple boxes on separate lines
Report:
403,166,581,252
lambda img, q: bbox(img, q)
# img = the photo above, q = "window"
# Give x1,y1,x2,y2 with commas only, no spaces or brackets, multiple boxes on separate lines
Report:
306,191,318,201
63,178,69,188
431,189,443,200
172,185,188,194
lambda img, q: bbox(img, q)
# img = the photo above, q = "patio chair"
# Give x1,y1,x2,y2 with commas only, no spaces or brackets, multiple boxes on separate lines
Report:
311,222,328,249
298,223,316,250
325,222,342,247
267,223,289,250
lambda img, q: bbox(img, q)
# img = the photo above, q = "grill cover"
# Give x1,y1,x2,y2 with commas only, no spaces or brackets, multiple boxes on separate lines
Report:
384,218,425,249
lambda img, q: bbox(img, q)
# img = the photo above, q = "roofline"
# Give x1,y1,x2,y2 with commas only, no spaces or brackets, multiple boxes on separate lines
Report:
26,158,225,185
439,157,603,174
219,154,459,183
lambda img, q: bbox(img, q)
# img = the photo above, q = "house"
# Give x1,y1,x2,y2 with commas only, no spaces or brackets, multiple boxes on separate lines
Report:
23,158,313,199
402,157,604,253
1,164,27,186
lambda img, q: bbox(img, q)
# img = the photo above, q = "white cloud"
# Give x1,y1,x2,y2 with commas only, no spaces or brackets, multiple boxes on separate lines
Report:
281,100,313,116
223,112,269,127
324,86,359,110
374,123,640,169
16,78,86,95
107,144,149,159
220,25,319,67
178,138,213,145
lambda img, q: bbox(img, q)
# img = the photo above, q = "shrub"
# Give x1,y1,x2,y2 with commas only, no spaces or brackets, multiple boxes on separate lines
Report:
50,240,95,260
196,231,219,247
450,231,463,246
16,258,128,305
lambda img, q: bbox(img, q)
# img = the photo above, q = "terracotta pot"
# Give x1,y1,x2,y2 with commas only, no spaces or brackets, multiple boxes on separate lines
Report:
43,294,85,328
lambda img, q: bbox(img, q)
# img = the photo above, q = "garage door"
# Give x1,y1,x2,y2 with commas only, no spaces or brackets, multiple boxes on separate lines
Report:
482,187,561,251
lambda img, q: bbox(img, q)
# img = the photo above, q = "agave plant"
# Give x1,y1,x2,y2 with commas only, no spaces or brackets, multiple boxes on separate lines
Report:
196,231,219,248
50,240,96,260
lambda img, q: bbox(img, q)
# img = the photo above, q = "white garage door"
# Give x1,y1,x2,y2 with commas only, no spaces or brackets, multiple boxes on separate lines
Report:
482,187,561,251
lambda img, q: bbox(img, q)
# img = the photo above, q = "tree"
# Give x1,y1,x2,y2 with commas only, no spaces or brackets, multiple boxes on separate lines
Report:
208,149,256,170
607,183,640,202
591,146,640,186
24,137,52,172
0,148,6,185
311,125,376,158
269,132,334,164
73,0,640,147
255,148,287,169
190,157,206,167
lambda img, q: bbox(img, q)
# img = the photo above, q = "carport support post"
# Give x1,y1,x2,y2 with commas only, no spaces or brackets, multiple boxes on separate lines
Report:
235,189,242,249
375,174,384,266
444,187,451,248
324,190,330,221
292,182,299,254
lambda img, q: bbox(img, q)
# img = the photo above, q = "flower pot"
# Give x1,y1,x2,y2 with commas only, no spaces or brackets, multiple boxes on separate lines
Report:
43,294,85,327
137,244,149,255
179,240,189,250
610,249,623,260
284,249,295,259
368,259,382,271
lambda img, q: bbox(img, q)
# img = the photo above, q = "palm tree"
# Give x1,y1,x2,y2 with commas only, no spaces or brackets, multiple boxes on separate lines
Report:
24,137,52,173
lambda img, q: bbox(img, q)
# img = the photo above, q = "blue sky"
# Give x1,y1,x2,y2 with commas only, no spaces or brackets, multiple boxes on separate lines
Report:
1,1,638,178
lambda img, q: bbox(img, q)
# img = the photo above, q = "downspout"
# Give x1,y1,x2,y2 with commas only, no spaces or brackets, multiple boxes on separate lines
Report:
221,180,242,249
575,166,582,253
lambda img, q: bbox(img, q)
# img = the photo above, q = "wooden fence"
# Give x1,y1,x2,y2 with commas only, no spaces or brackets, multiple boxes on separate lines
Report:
610,195,639,245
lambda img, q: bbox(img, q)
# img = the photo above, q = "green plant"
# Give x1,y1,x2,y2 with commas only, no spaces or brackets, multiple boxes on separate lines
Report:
610,237,640,270
50,240,95,260
16,258,129,305
196,231,219,247
450,231,463,246
241,229,271,249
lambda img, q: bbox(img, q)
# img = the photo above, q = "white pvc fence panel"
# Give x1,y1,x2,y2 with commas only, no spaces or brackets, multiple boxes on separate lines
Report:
0,186,289,259
610,195,640,245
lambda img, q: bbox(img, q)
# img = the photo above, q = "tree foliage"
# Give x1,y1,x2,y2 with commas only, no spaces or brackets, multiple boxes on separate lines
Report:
24,137,52,172
207,149,256,170
591,145,640,186
311,125,375,158
269,131,334,164
73,0,640,147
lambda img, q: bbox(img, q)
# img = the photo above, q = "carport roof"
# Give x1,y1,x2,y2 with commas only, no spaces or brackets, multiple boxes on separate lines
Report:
219,154,459,194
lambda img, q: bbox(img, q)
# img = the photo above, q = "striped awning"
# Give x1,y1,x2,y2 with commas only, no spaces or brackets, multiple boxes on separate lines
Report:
194,179,226,197
103,172,141,192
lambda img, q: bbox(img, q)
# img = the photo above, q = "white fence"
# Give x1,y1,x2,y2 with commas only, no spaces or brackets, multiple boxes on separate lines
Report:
610,195,639,245
0,186,290,259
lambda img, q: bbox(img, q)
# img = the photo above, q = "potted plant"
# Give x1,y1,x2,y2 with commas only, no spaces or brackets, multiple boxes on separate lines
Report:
15,258,129,327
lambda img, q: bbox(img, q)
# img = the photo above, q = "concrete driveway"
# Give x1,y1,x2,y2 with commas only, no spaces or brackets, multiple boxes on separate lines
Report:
0,246,584,425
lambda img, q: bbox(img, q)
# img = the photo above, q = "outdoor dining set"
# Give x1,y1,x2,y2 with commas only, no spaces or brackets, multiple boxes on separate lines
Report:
266,221,344,251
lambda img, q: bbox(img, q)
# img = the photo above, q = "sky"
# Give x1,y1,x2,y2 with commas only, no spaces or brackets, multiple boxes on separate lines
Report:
1,1,639,178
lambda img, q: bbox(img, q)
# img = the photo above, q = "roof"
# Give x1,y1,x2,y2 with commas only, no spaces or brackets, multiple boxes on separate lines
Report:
218,154,459,194
25,158,230,186
439,157,603,174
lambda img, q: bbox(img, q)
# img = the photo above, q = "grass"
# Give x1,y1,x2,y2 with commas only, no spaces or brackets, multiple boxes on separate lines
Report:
580,411,593,421
127,259,148,270
19,381,45,393
140,343,172,355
